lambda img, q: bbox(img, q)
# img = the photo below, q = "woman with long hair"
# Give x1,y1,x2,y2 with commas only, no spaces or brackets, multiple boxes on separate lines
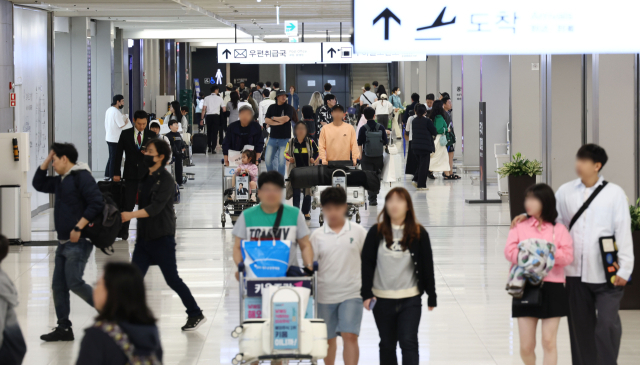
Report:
168,100,185,132
427,100,451,177
76,262,162,364
309,91,324,114
284,121,319,220
505,184,573,365
361,187,437,365
227,91,249,124
376,85,387,100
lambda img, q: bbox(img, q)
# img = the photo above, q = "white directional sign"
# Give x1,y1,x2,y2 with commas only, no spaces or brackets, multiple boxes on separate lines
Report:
217,43,320,64
284,20,298,37
354,0,640,55
322,42,424,63
218,42,424,64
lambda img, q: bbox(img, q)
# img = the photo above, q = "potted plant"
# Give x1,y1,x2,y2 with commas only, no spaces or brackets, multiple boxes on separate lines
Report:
496,153,542,220
621,199,640,309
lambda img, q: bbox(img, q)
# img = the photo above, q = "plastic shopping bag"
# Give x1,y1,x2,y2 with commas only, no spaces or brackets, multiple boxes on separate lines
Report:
241,240,291,278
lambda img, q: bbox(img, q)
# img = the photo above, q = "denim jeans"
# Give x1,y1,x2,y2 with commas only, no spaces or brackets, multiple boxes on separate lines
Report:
52,239,94,329
265,138,289,176
372,295,422,365
292,188,311,215
132,235,202,317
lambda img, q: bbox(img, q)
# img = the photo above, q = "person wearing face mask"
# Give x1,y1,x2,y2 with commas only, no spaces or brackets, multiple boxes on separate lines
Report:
121,139,206,332
389,87,404,112
112,110,157,240
104,95,131,181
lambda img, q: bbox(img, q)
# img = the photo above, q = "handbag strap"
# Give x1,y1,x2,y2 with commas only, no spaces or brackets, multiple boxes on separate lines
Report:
569,181,608,230
94,321,160,365
272,204,285,237
363,93,372,104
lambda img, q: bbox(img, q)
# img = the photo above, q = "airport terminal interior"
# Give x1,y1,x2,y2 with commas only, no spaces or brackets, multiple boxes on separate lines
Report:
1,0,640,364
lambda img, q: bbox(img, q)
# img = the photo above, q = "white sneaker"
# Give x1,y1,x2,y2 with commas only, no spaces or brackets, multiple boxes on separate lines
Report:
411,181,417,187
417,187,429,191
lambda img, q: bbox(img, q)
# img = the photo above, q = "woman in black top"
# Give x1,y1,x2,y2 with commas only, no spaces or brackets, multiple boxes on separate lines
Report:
76,262,162,365
120,139,205,332
285,122,319,220
361,187,437,365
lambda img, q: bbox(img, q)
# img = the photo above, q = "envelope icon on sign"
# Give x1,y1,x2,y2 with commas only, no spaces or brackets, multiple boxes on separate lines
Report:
235,49,247,58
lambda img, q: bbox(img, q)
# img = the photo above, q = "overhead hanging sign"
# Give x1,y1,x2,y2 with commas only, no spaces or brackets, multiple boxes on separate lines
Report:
284,20,298,37
217,42,423,64
322,42,424,63
353,0,640,55
217,43,319,64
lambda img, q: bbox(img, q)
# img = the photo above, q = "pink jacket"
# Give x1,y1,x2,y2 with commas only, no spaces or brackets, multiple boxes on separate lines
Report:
236,163,258,182
504,217,574,283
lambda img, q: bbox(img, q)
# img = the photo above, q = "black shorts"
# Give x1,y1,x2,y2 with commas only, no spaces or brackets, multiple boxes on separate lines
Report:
512,282,569,319
447,144,455,152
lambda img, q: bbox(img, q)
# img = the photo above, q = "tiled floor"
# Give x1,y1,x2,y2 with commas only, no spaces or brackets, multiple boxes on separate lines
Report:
5,153,640,364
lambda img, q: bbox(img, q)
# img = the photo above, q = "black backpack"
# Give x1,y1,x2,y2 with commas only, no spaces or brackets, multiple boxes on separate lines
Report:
363,123,385,157
72,172,121,254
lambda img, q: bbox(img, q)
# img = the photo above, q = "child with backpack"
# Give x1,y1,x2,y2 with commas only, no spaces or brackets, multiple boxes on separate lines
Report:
357,106,389,206
285,122,319,220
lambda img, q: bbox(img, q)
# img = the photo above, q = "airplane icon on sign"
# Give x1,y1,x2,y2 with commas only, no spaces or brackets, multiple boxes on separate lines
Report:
417,7,456,31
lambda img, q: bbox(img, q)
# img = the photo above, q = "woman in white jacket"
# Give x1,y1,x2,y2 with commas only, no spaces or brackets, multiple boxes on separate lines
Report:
370,94,394,131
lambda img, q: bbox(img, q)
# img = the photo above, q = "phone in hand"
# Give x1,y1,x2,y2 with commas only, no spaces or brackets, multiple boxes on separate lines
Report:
369,298,377,311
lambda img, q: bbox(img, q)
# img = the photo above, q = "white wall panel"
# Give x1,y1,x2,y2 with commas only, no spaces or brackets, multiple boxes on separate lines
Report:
598,54,635,199
451,56,463,159
511,55,541,163
92,20,113,173
14,6,49,211
551,55,583,190
418,60,427,99
426,56,437,95
481,56,510,179
462,56,480,166
439,55,452,99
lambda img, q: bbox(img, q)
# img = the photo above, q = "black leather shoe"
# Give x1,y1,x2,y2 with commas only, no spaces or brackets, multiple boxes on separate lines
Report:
41,327,74,342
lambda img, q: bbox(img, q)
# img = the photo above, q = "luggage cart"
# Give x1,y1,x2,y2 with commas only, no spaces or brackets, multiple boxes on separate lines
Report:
311,168,366,225
231,262,325,364
222,162,258,227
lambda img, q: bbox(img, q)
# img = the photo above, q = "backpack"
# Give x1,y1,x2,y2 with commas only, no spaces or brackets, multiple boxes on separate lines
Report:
72,172,121,255
363,123,384,157
94,321,162,365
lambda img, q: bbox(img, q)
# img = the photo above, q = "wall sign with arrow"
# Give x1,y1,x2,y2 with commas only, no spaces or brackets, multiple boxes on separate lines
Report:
284,20,298,37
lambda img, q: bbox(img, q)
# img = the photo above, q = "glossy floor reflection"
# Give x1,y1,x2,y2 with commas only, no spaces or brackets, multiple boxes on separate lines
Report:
6,153,640,364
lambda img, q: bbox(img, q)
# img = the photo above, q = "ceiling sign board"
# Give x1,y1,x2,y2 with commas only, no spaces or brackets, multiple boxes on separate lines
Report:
218,42,424,64
217,43,320,64
285,20,298,37
353,1,640,54
322,42,424,63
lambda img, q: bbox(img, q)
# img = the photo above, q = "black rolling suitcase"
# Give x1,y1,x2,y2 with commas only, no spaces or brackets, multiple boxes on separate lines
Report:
97,181,125,211
192,133,207,154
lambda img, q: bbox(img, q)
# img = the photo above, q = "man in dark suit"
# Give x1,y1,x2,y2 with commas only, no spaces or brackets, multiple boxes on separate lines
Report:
113,110,157,239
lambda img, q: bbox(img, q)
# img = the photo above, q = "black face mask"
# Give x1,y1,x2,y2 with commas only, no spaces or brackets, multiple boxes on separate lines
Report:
143,155,157,167
118,104,124,110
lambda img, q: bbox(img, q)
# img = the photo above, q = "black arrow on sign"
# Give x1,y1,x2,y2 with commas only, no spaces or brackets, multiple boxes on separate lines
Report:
373,8,401,40
327,48,337,58
222,49,231,59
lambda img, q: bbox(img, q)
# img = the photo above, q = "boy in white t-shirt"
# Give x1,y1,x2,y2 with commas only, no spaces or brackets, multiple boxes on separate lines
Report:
310,187,367,365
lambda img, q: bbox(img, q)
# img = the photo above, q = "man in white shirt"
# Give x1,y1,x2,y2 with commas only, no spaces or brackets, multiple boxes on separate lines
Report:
310,187,367,365
104,94,130,180
258,89,275,127
359,84,377,108
512,144,634,365
557,145,634,365
201,85,226,153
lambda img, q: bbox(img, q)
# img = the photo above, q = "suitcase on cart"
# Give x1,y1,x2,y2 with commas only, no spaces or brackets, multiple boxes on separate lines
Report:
192,133,207,154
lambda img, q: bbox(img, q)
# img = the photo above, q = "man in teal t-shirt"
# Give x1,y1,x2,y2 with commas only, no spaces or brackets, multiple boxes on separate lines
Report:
233,171,313,280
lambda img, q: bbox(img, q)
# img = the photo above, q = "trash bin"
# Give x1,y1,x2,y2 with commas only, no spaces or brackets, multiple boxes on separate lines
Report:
494,143,510,196
0,185,21,241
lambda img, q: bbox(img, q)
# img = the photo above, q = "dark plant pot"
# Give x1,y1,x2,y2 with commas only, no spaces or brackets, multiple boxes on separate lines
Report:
508,175,537,220
620,231,640,309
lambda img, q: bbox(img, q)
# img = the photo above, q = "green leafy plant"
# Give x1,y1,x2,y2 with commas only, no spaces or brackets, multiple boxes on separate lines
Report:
630,198,640,231
496,153,543,178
